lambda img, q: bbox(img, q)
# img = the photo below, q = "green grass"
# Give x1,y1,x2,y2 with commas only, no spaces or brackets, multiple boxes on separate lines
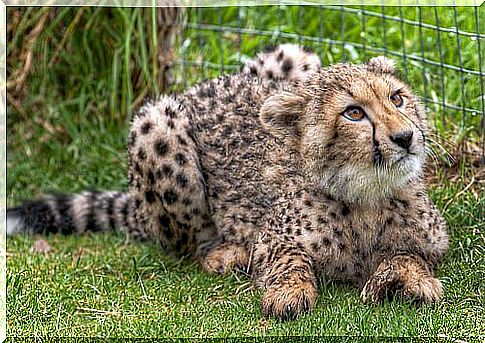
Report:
6,182,484,337
6,6,484,338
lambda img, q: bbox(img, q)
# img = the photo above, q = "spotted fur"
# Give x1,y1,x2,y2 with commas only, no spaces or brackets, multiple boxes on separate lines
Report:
7,48,448,321
243,44,321,82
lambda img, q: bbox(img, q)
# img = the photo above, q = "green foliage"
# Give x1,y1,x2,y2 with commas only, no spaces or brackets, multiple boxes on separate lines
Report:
6,6,484,338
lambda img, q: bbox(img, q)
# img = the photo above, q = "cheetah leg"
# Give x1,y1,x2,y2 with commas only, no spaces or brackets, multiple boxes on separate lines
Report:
254,239,317,321
361,254,442,304
128,96,217,257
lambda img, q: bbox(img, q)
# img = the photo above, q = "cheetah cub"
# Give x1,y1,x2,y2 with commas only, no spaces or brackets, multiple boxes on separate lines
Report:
8,47,448,321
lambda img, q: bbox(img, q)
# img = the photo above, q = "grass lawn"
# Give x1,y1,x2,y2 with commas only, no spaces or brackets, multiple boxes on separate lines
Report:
6,6,484,339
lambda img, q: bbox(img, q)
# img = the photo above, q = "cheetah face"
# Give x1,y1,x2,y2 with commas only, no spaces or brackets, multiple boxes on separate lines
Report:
261,57,428,204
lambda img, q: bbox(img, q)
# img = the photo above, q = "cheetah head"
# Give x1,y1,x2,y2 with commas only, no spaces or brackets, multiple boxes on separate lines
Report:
260,57,428,204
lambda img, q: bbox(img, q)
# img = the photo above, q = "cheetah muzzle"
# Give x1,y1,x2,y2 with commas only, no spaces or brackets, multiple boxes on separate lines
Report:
8,45,448,321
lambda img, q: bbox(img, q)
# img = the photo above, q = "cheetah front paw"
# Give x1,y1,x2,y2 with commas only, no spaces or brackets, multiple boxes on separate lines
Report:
401,276,443,303
361,257,443,304
200,244,249,274
360,259,399,304
260,281,317,321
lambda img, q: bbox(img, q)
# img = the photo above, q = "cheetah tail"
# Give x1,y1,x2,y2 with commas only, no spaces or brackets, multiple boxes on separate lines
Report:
6,191,135,236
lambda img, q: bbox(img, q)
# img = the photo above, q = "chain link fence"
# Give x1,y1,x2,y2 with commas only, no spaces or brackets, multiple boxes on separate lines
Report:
170,5,483,164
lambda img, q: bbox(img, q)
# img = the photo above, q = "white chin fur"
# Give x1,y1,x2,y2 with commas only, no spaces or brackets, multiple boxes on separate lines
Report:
6,215,23,235
318,156,423,204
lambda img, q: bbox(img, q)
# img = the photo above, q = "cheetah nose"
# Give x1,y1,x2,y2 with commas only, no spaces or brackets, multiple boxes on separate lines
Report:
390,130,413,150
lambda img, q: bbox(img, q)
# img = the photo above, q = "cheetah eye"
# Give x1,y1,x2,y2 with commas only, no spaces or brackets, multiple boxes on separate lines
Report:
390,93,404,107
342,106,366,121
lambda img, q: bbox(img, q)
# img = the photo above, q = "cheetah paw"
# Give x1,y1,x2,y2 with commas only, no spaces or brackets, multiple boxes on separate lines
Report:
360,259,399,304
261,281,317,321
201,244,249,274
401,276,443,303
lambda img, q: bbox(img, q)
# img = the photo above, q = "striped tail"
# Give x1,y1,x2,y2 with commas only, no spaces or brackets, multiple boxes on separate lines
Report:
7,191,136,237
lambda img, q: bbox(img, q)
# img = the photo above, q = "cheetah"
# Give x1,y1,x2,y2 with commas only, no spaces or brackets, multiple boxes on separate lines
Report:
7,46,448,321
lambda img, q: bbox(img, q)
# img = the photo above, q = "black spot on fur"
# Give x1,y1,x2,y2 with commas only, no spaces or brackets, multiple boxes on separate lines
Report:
155,140,169,156
249,66,258,76
159,214,170,228
311,242,319,252
134,162,142,175
302,64,310,71
277,50,284,62
163,189,178,205
266,71,274,80
165,107,177,118
161,164,173,178
175,153,187,165
137,149,147,161
183,213,192,222
351,229,360,240
159,215,173,240
141,121,152,134
303,199,313,207
223,76,231,88
386,217,394,226
145,190,156,204
167,119,175,129
182,197,192,206
322,237,332,246
281,59,293,75
134,198,142,209
147,170,155,185
129,131,137,145
333,227,343,236
177,135,188,146
341,204,350,216
191,208,200,216
176,172,189,188
175,232,189,252
317,216,327,224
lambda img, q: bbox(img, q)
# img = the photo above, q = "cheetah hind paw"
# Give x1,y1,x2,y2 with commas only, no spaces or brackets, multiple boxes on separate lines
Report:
200,244,249,275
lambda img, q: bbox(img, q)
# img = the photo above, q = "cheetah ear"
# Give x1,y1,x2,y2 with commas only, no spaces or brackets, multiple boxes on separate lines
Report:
367,56,396,75
260,91,306,146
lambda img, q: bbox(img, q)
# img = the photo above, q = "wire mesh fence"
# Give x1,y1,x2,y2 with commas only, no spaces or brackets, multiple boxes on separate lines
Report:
170,5,484,161
5,6,484,164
